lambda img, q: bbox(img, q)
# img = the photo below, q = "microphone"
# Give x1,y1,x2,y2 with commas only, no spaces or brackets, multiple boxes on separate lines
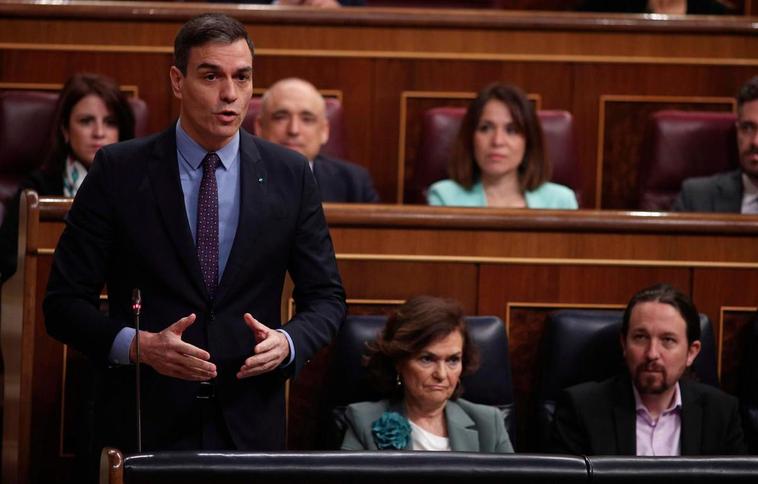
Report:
131,288,142,452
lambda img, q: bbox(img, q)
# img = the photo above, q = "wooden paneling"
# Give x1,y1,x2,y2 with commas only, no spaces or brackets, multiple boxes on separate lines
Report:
7,199,758,480
0,3,756,208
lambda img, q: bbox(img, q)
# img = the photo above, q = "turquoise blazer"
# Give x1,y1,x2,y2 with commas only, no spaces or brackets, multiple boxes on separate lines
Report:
341,398,514,453
427,180,578,209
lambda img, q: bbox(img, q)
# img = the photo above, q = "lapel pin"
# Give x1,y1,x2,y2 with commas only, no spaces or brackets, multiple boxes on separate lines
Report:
258,177,264,183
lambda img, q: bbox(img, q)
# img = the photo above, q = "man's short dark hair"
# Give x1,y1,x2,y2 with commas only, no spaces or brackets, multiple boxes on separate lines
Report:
174,13,255,75
621,283,701,345
737,76,758,112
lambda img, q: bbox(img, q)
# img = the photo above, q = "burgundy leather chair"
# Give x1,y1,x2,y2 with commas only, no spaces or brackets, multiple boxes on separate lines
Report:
636,110,739,211
242,96,347,160
0,90,148,223
406,107,582,205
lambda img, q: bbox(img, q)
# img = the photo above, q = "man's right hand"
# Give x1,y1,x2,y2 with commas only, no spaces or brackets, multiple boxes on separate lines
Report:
129,313,217,381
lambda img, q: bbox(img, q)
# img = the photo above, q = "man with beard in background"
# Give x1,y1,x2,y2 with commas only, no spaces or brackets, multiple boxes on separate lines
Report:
551,284,745,455
674,77,758,213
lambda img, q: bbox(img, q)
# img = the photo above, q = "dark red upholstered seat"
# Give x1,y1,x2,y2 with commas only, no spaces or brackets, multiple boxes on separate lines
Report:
636,110,738,211
406,107,582,205
242,96,347,160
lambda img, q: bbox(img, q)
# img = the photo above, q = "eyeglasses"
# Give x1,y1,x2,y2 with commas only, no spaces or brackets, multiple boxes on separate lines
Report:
737,121,758,137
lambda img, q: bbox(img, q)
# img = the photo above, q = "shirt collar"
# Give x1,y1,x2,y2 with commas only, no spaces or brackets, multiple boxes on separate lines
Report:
633,381,682,417
175,119,239,171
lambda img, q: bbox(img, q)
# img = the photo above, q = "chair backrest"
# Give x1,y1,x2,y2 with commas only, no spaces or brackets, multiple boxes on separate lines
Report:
636,110,738,211
534,309,718,451
0,90,149,223
738,311,758,453
242,96,347,159
327,314,515,447
406,107,582,204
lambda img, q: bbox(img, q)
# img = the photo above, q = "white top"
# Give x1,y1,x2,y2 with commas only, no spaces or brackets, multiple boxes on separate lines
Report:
409,420,451,451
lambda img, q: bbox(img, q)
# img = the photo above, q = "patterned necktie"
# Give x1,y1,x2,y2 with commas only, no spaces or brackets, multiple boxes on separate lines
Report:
197,152,220,299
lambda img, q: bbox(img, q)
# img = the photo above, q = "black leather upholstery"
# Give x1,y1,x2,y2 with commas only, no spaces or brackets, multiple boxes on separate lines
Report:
119,451,589,484
587,456,758,482
115,451,758,484
327,314,515,448
738,312,758,453
534,309,719,450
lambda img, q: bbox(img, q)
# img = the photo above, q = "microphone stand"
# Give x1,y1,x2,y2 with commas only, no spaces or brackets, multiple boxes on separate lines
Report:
131,289,142,453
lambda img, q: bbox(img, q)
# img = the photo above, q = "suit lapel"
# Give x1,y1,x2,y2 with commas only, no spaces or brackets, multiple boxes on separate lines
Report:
612,376,637,455
680,381,702,455
215,131,267,304
147,126,206,297
445,400,479,452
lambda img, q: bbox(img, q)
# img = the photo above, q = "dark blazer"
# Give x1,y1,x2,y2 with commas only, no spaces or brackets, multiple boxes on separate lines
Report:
0,169,63,282
672,169,743,213
341,398,513,453
551,374,746,455
312,154,379,203
43,126,346,452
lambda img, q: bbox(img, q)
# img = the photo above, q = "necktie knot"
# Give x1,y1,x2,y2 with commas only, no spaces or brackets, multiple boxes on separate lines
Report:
203,152,220,173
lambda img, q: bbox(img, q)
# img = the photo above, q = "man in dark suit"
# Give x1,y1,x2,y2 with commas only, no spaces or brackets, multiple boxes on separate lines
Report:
551,284,746,455
255,78,379,203
673,76,758,213
43,12,346,460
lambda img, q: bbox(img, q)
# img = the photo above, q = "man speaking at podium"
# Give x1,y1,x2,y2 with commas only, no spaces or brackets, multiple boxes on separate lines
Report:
43,12,345,461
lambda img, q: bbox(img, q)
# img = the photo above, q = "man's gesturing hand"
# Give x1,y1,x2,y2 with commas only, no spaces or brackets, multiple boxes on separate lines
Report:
237,313,290,379
130,313,217,381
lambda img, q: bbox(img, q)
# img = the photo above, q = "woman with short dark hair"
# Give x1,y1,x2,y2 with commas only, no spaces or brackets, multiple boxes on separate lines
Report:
341,295,513,452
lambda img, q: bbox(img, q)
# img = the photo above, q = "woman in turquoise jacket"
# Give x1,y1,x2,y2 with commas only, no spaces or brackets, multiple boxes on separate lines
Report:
427,83,577,209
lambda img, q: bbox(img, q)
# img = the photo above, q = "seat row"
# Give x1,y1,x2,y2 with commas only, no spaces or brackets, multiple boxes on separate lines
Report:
326,309,749,452
0,90,737,216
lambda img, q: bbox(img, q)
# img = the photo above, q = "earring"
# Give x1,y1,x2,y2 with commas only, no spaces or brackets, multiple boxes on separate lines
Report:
396,374,402,387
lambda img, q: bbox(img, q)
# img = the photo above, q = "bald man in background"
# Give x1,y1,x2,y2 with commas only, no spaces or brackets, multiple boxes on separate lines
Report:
256,78,379,203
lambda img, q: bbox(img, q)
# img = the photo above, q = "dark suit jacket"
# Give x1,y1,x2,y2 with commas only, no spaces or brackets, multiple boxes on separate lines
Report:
43,126,346,452
312,154,379,203
672,169,743,213
0,168,63,282
551,374,746,455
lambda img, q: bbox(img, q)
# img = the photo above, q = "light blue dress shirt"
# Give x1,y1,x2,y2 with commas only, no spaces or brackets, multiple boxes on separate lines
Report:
109,121,293,366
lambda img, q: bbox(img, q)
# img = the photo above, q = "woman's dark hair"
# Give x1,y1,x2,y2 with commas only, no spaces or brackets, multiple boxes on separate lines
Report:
364,295,479,401
43,73,135,175
448,83,549,192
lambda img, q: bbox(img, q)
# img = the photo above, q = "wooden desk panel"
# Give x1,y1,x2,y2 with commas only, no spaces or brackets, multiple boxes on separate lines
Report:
5,198,758,480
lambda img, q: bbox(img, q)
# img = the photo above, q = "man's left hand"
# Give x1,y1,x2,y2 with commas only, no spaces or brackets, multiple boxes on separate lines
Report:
237,313,290,379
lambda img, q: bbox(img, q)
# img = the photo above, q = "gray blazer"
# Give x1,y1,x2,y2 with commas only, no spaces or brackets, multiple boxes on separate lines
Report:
341,398,513,453
672,169,743,213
